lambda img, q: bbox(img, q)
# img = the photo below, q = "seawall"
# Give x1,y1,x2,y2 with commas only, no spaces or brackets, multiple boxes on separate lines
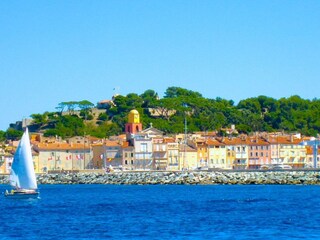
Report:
1,170,320,185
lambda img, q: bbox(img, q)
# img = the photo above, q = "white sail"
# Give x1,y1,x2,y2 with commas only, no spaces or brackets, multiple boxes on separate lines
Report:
9,128,37,190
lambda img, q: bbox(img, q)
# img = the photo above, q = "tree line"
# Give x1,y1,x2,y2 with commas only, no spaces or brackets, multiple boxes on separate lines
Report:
1,87,320,141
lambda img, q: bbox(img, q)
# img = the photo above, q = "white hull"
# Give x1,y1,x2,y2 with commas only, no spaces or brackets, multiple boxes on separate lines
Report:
5,189,39,199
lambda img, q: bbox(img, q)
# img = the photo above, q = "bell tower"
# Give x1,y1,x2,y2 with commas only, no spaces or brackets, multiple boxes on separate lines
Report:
125,110,142,137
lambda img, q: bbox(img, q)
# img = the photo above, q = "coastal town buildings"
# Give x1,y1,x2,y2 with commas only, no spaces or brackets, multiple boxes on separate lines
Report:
132,134,153,170
167,140,179,171
179,143,197,170
207,138,227,169
230,136,249,170
152,137,168,170
247,136,270,170
122,142,135,170
2,109,320,173
33,142,91,172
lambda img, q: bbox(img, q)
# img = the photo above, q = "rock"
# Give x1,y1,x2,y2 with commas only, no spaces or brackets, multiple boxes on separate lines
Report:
2,170,320,185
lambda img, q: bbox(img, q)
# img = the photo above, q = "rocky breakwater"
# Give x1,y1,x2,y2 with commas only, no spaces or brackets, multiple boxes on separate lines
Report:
1,170,320,185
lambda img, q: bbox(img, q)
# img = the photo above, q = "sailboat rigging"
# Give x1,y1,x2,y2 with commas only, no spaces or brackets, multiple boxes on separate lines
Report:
5,128,39,198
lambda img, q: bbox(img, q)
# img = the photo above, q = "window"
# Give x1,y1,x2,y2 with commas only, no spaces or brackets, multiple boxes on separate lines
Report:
141,143,147,152
125,160,128,165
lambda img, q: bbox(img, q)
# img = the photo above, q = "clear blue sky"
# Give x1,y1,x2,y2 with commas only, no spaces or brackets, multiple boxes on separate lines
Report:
1,0,320,131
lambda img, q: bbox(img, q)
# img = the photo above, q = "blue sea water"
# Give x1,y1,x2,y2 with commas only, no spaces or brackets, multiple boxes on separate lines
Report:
0,184,320,239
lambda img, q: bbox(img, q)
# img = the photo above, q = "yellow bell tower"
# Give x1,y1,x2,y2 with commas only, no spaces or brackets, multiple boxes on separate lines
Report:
125,109,143,137
128,109,140,124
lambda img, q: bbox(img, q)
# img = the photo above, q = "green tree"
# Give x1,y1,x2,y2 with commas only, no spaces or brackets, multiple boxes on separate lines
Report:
0,130,5,142
6,128,23,140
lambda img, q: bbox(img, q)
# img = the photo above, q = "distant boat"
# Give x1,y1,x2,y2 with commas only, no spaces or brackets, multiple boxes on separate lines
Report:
5,128,39,199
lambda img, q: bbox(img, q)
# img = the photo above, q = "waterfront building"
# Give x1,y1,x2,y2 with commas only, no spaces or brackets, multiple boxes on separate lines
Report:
167,139,179,171
0,153,13,174
305,145,320,168
103,140,123,169
247,136,270,169
206,138,227,169
152,137,168,170
122,142,135,170
179,143,198,170
32,149,40,173
277,136,306,168
269,135,282,165
34,142,91,172
132,134,153,170
189,138,208,168
231,136,249,170
222,138,237,170
91,143,105,169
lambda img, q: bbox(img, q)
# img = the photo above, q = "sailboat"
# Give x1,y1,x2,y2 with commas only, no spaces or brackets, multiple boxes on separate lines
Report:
5,128,39,198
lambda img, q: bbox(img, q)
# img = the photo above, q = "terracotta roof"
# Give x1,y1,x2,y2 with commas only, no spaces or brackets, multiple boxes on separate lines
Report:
91,143,103,147
36,142,90,150
105,140,121,147
222,137,250,145
268,136,303,145
206,138,225,146
122,141,130,148
164,137,175,143
194,131,218,137
247,137,270,146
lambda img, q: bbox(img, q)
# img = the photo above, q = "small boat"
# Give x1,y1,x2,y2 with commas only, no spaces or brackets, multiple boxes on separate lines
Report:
5,128,39,199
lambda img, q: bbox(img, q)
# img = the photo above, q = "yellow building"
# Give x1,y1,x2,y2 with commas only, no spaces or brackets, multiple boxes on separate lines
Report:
207,138,228,169
188,138,208,168
167,141,179,171
179,144,198,170
277,136,306,168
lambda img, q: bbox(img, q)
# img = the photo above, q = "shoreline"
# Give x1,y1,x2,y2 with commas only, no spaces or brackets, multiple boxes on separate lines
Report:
1,170,320,185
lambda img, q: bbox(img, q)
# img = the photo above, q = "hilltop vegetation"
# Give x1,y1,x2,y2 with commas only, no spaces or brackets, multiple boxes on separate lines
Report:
3,87,320,140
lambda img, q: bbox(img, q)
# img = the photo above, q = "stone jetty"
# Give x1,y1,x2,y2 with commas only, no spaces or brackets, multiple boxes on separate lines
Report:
1,170,320,185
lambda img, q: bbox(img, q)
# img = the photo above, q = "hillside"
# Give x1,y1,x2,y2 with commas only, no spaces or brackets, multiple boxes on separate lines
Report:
2,87,320,140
